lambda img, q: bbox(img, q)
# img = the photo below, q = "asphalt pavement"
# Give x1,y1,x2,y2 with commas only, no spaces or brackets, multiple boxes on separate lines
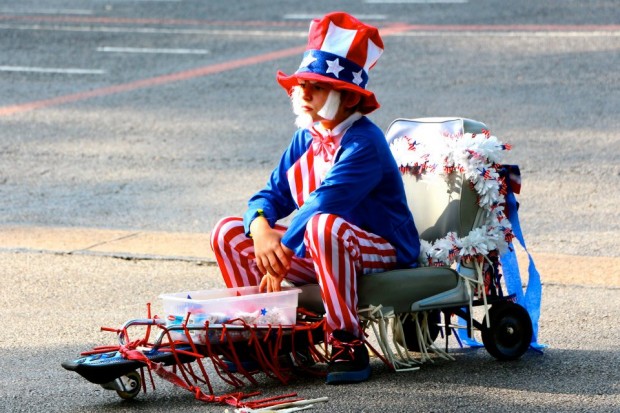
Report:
0,249,618,413
0,1,619,412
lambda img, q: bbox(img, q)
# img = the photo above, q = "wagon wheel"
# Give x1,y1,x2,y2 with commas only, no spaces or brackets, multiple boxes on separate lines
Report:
481,302,532,361
114,370,142,400
395,310,441,352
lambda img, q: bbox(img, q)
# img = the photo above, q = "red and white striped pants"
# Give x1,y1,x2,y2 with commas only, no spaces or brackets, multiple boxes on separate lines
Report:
210,214,397,337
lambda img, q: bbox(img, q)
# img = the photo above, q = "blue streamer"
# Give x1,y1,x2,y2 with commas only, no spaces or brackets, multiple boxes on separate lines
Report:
456,165,546,351
458,328,484,348
500,169,546,350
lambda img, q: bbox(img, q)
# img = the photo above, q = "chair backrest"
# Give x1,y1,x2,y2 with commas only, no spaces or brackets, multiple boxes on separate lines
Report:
386,117,488,243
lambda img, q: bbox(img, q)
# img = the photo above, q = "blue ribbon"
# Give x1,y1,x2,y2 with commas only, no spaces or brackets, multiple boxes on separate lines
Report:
457,165,545,351
500,167,546,350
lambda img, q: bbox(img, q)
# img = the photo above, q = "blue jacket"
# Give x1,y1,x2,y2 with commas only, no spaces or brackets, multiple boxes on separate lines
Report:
243,116,420,268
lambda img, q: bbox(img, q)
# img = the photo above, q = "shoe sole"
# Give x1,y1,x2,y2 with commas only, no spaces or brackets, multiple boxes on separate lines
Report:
325,365,371,385
222,359,260,373
61,345,196,385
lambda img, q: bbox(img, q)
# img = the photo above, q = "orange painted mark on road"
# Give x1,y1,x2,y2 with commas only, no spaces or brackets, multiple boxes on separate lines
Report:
0,22,414,117
1,21,616,117
0,14,307,28
0,45,306,117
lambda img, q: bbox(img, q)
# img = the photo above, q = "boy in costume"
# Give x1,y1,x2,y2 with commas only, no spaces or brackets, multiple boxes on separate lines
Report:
211,12,420,384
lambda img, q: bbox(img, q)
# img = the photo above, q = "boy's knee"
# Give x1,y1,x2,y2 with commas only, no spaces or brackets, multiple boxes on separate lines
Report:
211,216,243,247
305,214,354,248
306,213,342,233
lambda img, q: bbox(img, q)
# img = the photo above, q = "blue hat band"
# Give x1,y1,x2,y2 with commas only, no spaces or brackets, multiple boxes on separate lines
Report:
295,50,369,89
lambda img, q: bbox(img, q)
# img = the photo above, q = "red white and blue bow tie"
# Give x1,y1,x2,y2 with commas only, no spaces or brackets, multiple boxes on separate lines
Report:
310,126,336,162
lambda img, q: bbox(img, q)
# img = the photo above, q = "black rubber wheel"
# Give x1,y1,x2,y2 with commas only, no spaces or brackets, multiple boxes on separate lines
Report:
115,370,141,400
396,310,441,352
481,302,533,361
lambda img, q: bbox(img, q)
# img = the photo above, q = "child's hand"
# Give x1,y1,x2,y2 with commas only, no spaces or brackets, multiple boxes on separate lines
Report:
250,217,292,278
259,273,284,293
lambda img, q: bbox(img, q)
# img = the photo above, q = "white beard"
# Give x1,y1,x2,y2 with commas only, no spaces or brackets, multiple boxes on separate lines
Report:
317,89,341,121
295,112,314,129
290,86,314,128
290,86,341,129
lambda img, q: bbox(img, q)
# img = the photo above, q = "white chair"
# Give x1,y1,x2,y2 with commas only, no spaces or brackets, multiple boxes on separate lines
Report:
298,117,533,369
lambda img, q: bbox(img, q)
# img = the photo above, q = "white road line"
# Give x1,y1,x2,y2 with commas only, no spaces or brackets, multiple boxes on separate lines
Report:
396,30,620,37
97,46,209,54
0,66,105,75
92,0,182,3
283,13,387,21
93,0,182,2
365,0,467,3
0,8,94,15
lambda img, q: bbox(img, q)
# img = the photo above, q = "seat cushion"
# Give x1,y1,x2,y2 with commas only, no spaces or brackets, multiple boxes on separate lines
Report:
297,266,459,315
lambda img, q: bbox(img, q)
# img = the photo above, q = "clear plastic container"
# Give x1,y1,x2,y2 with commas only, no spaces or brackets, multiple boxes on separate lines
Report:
159,286,301,327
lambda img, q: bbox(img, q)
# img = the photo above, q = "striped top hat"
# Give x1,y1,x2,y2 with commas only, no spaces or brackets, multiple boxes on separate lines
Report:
277,11,384,114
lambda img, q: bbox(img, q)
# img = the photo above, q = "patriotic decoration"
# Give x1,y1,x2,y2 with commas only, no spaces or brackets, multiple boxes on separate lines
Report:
389,127,514,266
277,12,384,114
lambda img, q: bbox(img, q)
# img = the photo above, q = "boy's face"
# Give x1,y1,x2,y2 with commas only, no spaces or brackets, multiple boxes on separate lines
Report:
296,80,333,122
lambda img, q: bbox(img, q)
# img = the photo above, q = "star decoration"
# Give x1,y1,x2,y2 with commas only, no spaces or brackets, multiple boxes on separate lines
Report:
352,70,364,85
260,308,268,316
325,58,344,78
298,53,317,69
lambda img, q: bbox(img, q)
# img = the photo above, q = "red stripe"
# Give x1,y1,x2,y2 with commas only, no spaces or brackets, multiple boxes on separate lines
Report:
310,215,338,328
293,154,305,206
290,148,318,207
336,219,357,331
347,29,369,68
307,17,328,50
321,215,343,329
221,222,248,287
213,217,259,288
306,151,318,196
211,217,239,287
287,263,317,284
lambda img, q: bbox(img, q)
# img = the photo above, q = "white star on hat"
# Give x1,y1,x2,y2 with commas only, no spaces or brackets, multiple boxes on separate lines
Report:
325,58,344,78
299,52,317,69
352,70,364,86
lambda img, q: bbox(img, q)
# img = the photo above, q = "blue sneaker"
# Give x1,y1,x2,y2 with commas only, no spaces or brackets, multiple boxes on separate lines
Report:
221,357,260,373
326,330,371,384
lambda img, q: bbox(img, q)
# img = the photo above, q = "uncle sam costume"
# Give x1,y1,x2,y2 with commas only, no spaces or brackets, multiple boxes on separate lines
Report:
211,12,420,339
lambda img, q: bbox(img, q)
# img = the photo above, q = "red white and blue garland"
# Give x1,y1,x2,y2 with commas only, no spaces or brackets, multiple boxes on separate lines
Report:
389,128,515,267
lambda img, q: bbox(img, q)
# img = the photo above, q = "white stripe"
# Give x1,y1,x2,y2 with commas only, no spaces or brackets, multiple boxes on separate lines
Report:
97,46,209,55
323,217,345,276
321,21,357,58
220,220,254,287
0,23,617,38
332,219,354,300
301,153,314,203
317,215,346,329
365,38,383,71
0,66,105,75
286,168,298,205
215,220,239,287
